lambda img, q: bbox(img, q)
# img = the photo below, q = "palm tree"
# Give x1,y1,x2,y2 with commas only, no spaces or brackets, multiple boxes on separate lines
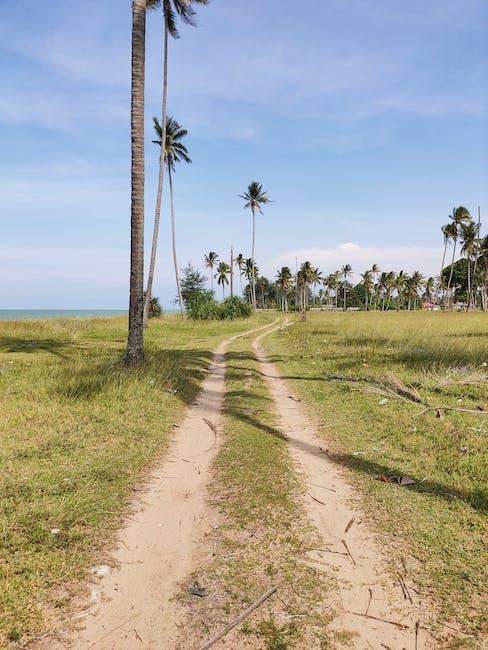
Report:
240,182,271,311
360,270,374,311
204,252,219,291
152,115,191,319
124,0,147,365
310,267,323,307
276,267,293,312
460,219,478,310
438,224,451,305
394,270,407,309
370,264,380,309
234,253,245,294
143,0,208,326
244,258,258,305
215,261,231,299
424,277,435,303
341,264,352,311
446,206,471,306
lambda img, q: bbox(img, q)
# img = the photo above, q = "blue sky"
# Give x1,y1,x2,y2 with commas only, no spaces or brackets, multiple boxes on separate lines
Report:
1,0,487,308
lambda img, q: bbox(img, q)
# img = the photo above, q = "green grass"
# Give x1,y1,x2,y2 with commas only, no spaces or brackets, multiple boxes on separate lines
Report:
0,314,272,646
179,333,341,650
264,311,488,647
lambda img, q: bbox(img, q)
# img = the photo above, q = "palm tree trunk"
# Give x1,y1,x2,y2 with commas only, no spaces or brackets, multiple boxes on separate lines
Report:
468,207,482,312
446,238,457,307
439,241,448,306
124,0,146,365
168,165,184,319
251,208,257,310
143,11,169,328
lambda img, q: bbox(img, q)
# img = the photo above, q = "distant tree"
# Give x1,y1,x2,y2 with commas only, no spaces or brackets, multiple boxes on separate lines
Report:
151,115,191,319
341,264,352,310
446,207,471,306
234,253,245,294
360,270,374,310
240,182,270,310
215,261,231,299
276,266,293,311
204,252,219,291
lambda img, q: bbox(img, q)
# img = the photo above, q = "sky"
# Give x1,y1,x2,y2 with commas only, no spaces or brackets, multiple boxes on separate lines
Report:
1,0,487,308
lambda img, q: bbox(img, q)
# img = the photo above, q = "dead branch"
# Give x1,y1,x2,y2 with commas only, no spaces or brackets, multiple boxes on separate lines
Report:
309,493,327,506
347,611,409,630
197,586,278,650
365,588,373,616
203,418,218,452
344,517,355,533
414,406,488,418
341,539,357,565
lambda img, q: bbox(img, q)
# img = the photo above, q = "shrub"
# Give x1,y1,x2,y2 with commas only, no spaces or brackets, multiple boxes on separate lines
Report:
217,296,252,320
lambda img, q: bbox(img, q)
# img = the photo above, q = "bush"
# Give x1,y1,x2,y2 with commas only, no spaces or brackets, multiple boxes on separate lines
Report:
187,291,219,320
217,296,252,320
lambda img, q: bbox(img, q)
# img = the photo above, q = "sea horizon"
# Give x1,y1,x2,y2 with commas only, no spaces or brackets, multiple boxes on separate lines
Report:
0,309,128,320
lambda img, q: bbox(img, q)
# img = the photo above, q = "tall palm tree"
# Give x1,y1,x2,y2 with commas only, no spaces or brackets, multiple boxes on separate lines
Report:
240,182,271,311
438,224,451,305
234,253,245,294
152,115,191,319
124,0,147,365
446,206,471,306
215,261,231,299
460,219,478,310
204,252,219,291
341,264,352,311
395,270,406,309
143,0,208,326
310,267,323,307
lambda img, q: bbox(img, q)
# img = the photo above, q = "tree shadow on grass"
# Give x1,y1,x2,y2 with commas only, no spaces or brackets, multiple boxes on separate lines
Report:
0,337,70,356
52,348,215,405
225,400,488,516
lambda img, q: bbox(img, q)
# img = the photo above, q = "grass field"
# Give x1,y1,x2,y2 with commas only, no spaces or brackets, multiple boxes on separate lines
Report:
0,314,273,646
264,311,488,646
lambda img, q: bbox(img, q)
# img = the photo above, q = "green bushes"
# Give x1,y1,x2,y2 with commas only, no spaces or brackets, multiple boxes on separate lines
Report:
187,294,251,320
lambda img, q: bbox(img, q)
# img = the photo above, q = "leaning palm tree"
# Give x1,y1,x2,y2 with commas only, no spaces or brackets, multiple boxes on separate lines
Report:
341,264,352,311
240,182,271,311
152,115,191,319
143,0,208,326
124,0,147,364
438,224,451,305
215,261,231,299
204,252,219,291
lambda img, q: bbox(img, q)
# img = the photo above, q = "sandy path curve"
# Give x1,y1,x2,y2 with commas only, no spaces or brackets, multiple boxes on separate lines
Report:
44,320,278,650
253,322,431,650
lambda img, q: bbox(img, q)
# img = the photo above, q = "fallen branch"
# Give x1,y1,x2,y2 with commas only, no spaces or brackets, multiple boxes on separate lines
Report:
197,586,278,650
341,539,357,565
203,418,218,452
414,406,488,418
347,611,409,630
309,493,327,506
365,588,373,616
344,517,355,533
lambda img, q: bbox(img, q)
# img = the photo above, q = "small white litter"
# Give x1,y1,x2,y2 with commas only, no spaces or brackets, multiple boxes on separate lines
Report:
378,398,388,405
50,528,60,535
92,565,110,577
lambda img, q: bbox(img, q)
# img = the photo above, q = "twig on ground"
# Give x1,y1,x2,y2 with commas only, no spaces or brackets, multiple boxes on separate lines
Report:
203,418,218,452
344,517,355,533
311,482,337,492
415,620,420,650
197,586,278,650
398,573,413,603
365,588,373,616
341,539,357,565
309,493,327,506
414,406,488,417
442,623,475,638
347,611,409,630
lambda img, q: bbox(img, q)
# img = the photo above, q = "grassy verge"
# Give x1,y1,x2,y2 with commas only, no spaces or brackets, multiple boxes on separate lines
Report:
263,311,488,647
179,332,345,650
0,314,272,646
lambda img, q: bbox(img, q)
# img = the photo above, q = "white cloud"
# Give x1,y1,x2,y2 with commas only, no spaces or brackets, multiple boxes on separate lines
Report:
266,243,443,280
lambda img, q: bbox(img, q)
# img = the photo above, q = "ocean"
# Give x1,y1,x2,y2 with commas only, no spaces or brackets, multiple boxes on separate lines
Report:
0,310,128,321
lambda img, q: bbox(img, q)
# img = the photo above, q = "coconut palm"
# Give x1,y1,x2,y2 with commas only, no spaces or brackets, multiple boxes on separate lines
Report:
394,270,407,309
204,252,219,291
124,0,147,364
446,207,471,306
310,267,323,307
240,182,271,311
341,264,352,311
276,267,293,312
370,264,380,309
151,115,191,318
460,219,479,310
215,261,231,299
143,0,208,326
234,253,245,294
438,224,451,305
244,258,258,305
360,270,374,310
